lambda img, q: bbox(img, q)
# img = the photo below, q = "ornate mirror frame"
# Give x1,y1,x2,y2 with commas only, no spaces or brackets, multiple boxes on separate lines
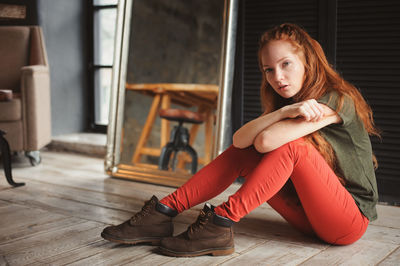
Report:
105,0,238,187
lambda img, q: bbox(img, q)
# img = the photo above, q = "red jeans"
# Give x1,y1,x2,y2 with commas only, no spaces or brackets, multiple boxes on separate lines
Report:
160,138,369,245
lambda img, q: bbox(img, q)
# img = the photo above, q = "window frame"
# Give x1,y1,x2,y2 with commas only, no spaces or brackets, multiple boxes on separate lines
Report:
88,0,118,133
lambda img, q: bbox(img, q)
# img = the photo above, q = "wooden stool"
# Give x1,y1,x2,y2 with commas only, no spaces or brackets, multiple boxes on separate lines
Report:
158,109,204,174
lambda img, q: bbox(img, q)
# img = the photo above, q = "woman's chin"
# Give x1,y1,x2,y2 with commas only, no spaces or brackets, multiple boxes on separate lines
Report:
278,92,295,99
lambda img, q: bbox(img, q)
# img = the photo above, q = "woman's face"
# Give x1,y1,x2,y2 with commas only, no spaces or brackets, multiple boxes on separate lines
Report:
261,40,305,98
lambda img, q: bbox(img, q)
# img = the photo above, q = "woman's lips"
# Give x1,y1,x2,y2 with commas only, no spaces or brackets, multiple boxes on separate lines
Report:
279,85,288,91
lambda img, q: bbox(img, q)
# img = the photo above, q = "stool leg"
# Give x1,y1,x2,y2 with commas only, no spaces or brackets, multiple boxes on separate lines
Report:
184,145,198,174
170,149,179,171
159,143,175,171
0,131,25,187
158,123,199,174
159,125,181,171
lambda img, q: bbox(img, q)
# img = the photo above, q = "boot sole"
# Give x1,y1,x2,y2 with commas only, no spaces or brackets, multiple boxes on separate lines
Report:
101,232,162,245
159,246,235,257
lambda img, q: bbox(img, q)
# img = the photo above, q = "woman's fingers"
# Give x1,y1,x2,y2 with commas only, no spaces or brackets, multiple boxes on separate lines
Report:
284,99,327,121
300,105,312,121
300,100,324,121
309,99,325,121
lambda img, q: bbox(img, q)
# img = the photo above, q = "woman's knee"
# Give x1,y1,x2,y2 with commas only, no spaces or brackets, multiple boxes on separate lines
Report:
264,138,309,160
314,215,369,245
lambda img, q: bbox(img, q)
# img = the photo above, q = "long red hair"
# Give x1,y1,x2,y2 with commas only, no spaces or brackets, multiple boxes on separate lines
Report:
258,23,379,178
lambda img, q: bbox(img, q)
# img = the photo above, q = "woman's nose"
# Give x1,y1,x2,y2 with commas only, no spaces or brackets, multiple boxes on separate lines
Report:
273,69,284,83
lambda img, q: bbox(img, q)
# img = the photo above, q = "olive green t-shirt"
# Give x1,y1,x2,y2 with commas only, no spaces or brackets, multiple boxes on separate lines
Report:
317,91,378,221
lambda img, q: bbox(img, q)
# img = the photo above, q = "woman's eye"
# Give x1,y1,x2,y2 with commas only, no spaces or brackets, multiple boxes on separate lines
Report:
264,68,273,73
282,61,290,67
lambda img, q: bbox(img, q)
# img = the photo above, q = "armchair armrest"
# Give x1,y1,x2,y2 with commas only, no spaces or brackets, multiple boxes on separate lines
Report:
20,65,52,150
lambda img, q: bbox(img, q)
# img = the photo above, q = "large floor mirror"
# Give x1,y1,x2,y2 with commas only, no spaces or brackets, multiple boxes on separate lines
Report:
105,0,238,187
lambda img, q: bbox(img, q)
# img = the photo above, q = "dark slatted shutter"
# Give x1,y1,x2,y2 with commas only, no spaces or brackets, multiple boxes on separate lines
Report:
336,0,400,202
243,0,319,123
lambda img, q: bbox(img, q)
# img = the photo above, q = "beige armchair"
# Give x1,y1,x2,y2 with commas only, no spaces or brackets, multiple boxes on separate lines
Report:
0,26,51,165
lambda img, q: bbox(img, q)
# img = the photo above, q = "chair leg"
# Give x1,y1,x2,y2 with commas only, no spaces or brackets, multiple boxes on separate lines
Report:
25,151,41,166
0,131,25,187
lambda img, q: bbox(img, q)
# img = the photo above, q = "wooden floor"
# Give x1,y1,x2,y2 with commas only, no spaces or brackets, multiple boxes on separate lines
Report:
1,151,399,265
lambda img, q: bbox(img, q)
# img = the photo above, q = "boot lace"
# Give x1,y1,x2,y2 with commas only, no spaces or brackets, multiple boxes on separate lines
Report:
130,199,154,223
188,210,211,235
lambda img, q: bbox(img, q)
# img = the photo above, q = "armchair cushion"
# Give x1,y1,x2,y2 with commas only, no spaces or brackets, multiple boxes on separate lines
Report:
0,99,21,121
0,27,30,92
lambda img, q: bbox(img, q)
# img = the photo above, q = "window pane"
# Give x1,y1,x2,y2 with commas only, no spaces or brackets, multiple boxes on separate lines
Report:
94,0,118,6
94,8,117,66
94,68,112,125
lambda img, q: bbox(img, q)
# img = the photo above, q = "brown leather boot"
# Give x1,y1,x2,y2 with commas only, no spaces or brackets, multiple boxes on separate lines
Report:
159,203,234,257
101,195,177,245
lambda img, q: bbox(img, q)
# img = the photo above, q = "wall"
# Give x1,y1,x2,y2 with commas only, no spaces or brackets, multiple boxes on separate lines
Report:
37,0,88,136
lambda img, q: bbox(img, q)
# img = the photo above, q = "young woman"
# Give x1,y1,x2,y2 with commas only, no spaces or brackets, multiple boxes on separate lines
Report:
101,23,379,257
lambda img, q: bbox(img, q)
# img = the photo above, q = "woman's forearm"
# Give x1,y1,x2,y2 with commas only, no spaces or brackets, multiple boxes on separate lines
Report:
233,101,338,150
232,108,285,149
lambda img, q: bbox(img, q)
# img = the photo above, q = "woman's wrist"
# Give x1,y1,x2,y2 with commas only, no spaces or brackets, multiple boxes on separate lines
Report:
276,106,289,120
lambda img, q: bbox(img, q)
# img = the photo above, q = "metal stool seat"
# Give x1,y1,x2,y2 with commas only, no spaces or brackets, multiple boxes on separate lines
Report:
158,109,204,174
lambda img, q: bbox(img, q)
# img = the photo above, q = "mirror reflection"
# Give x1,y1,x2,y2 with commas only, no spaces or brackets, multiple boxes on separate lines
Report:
118,0,225,180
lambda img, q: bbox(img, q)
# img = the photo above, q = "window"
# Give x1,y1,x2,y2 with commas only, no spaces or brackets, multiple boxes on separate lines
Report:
91,0,118,130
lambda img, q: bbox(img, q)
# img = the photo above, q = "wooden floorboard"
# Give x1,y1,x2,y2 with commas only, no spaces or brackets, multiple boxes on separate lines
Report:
1,221,102,265
41,242,157,266
0,151,399,265
0,186,131,226
378,246,400,266
222,240,322,265
0,204,80,244
300,239,397,265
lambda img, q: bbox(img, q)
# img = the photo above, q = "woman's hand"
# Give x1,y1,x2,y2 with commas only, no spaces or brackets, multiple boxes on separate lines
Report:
281,99,327,122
